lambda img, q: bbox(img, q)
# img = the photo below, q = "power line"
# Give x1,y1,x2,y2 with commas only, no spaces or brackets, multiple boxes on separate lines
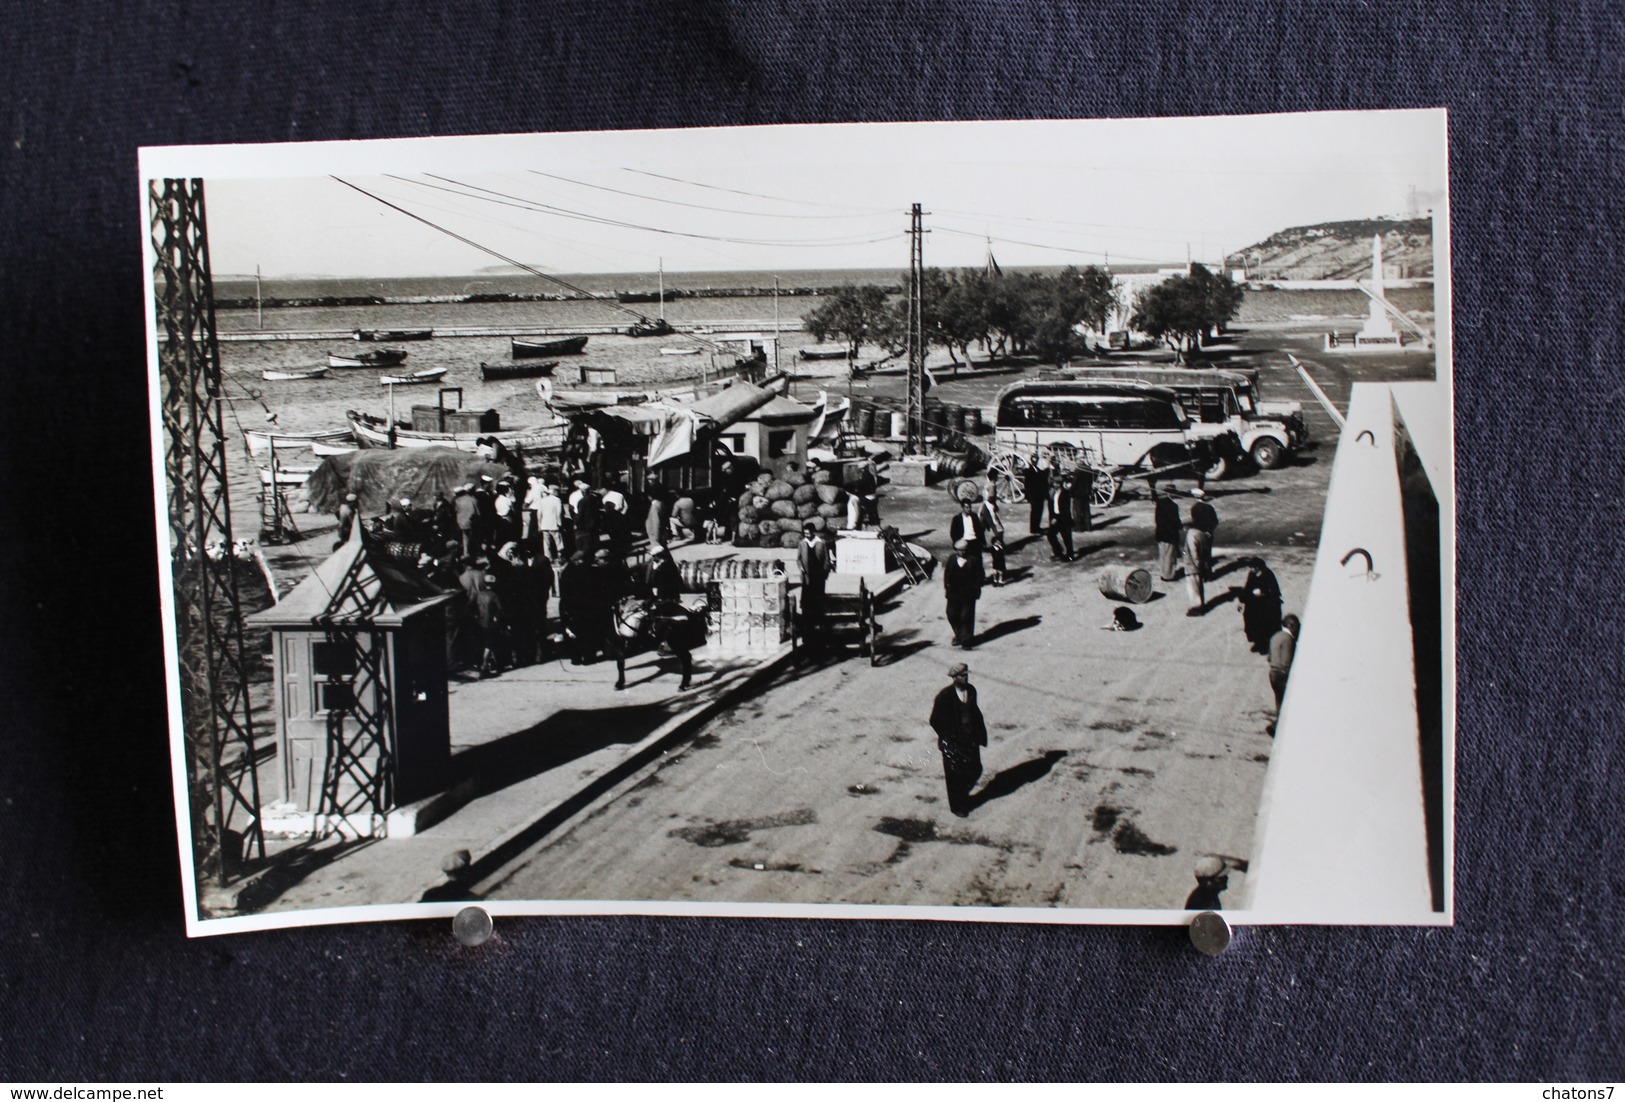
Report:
331,176,665,326
407,173,898,249
526,169,894,222
622,167,894,214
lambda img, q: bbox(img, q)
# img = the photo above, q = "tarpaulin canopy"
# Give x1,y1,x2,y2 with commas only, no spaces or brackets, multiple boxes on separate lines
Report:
306,447,513,515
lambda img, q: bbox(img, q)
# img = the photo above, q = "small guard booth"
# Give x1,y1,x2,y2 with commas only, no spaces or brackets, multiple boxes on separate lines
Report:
249,533,455,838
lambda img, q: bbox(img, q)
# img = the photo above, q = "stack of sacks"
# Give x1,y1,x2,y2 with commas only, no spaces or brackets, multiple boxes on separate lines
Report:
733,468,851,548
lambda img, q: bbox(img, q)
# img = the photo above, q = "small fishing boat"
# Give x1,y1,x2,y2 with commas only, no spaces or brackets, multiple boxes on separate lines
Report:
379,367,449,386
659,347,701,356
354,328,432,342
244,427,354,458
481,360,558,381
310,441,359,457
347,410,569,453
329,349,408,369
626,318,675,338
798,347,851,361
512,335,589,358
257,464,320,487
261,366,331,381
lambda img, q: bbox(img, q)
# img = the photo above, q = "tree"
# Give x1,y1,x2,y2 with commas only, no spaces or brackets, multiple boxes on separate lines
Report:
804,283,893,358
1128,265,1245,361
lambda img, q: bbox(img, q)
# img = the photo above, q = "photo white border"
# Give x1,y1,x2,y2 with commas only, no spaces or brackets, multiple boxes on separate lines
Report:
140,109,1455,937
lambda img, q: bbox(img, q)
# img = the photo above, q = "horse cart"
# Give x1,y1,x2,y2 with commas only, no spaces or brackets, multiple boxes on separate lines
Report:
984,442,1125,508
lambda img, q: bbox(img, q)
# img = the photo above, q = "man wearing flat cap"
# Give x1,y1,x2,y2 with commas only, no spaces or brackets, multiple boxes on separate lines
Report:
929,662,988,817
942,538,984,649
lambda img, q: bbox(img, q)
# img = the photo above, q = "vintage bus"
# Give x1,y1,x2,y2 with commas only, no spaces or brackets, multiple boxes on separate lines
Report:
991,381,1205,481
1060,365,1307,473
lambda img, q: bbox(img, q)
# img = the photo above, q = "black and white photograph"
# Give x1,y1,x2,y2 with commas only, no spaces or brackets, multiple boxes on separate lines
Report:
144,109,1453,935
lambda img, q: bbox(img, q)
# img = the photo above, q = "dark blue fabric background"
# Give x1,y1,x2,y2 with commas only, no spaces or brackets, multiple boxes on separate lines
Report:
1,0,1619,1081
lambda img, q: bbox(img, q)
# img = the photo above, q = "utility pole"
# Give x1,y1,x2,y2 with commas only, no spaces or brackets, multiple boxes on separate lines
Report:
151,178,266,906
905,202,927,456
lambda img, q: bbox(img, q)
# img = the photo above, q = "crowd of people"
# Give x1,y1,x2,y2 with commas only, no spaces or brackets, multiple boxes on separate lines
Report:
339,470,707,689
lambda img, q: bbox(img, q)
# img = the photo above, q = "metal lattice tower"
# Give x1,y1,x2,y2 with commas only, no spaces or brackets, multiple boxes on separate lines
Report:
314,547,397,837
905,203,927,455
151,178,265,891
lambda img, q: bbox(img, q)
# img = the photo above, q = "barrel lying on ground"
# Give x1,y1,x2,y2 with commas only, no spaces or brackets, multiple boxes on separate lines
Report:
1098,565,1154,604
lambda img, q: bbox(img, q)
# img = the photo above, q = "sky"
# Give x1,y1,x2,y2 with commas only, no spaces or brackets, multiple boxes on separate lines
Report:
142,110,1449,279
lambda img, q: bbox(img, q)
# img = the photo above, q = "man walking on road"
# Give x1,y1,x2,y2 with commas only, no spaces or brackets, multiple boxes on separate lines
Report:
1023,455,1049,535
1045,472,1076,562
929,662,988,817
1183,502,1215,615
943,539,984,648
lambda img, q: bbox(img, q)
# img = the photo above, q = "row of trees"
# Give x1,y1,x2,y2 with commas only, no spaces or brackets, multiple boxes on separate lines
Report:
803,263,1243,365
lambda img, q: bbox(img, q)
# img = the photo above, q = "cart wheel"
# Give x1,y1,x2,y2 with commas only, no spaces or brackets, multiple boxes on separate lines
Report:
986,451,1026,505
1092,470,1118,508
868,618,880,666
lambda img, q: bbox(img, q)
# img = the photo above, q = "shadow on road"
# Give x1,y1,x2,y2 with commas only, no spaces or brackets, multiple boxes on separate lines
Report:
972,750,1067,810
975,615,1043,644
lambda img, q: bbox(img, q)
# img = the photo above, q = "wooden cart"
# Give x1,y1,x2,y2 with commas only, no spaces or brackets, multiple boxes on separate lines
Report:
799,578,881,665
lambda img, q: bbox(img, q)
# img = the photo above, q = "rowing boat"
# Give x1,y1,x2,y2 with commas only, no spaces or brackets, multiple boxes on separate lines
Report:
310,441,359,457
481,360,558,381
329,349,408,368
347,410,570,452
261,367,331,381
354,328,432,341
798,347,851,361
244,427,354,457
258,464,320,487
512,335,588,358
659,347,701,356
379,367,449,385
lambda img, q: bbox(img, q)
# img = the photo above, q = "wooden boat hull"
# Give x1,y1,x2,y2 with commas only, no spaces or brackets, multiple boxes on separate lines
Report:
512,335,589,358
799,348,851,361
347,410,568,452
379,368,449,385
310,441,358,457
481,360,558,381
258,465,319,487
261,367,331,381
244,428,353,457
626,320,675,338
355,329,432,341
660,347,701,356
329,349,408,368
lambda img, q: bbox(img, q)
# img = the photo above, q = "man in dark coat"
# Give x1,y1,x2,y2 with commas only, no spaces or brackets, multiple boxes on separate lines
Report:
1023,455,1049,535
1152,483,1183,581
942,539,985,648
929,662,988,817
796,522,832,653
1238,559,1283,654
947,497,984,547
1045,473,1075,562
1184,856,1230,910
472,571,507,678
1070,465,1095,535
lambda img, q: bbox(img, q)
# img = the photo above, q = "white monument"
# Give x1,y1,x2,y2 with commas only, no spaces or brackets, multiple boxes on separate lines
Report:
1354,234,1400,346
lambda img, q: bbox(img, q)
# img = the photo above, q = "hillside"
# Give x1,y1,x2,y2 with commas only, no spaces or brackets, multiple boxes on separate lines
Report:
1235,216,1434,281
